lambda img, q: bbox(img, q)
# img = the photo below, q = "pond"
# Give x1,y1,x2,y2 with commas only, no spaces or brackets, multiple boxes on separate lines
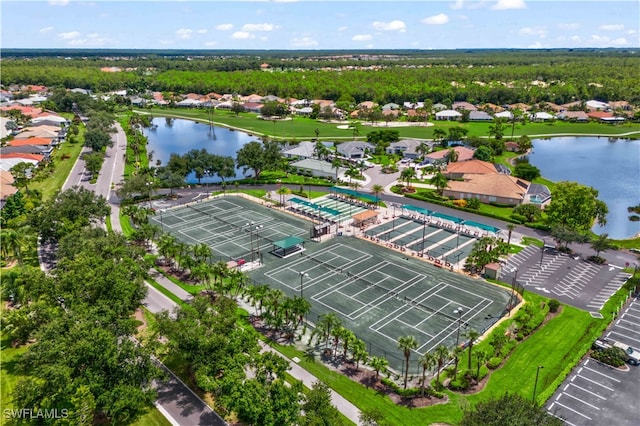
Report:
528,136,640,239
146,117,256,184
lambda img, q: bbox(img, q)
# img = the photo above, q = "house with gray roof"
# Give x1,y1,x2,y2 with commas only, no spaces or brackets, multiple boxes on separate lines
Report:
469,110,493,121
282,141,316,159
385,139,431,159
336,141,374,159
290,158,346,179
0,145,53,159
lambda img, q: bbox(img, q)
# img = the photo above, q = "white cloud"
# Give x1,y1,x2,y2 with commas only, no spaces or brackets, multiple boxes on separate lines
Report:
215,23,234,31
451,0,464,10
175,29,193,40
599,24,624,31
241,23,278,32
590,35,608,42
58,31,81,40
40,26,54,33
421,13,449,25
290,37,319,47
570,35,581,42
558,23,580,30
611,37,628,45
528,41,544,48
260,36,268,41
352,34,372,41
204,41,217,47
372,20,406,32
197,29,208,34
232,31,254,40
518,26,546,38
49,0,69,6
492,0,526,10
337,26,348,32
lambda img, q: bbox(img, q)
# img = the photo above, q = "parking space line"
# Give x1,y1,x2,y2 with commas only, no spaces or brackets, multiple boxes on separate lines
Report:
562,391,600,410
582,365,621,382
608,330,640,344
553,398,593,420
547,408,578,426
567,382,606,400
575,374,614,391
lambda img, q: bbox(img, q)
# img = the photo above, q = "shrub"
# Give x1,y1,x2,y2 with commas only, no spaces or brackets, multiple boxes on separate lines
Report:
587,255,607,264
466,198,480,210
449,371,472,391
591,347,626,367
510,213,527,224
548,299,561,313
487,357,503,369
452,199,467,207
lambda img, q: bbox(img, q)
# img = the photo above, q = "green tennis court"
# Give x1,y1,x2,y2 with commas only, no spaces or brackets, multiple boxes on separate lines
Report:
151,195,512,374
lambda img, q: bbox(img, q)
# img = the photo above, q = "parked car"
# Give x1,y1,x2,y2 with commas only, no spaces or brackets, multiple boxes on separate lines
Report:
592,338,613,351
612,341,640,366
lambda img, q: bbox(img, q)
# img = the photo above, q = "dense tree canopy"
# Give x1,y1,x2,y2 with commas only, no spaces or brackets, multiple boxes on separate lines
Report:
460,393,564,426
544,181,608,232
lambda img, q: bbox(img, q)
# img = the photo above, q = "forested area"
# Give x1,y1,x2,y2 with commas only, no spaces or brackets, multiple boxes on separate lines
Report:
3,50,639,104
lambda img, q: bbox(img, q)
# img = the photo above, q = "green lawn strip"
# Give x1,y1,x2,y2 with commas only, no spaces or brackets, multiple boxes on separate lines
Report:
119,210,135,237
105,214,112,233
146,275,186,307
130,407,172,426
141,108,640,141
521,236,543,247
152,267,206,295
30,136,85,201
614,236,640,249
0,335,29,426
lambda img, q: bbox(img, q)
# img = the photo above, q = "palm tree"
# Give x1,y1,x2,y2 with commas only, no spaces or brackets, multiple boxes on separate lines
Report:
290,296,311,333
506,223,516,247
416,142,431,160
371,184,384,207
331,157,343,181
434,345,451,390
433,128,446,145
310,313,341,350
430,172,449,195
452,345,465,380
0,229,24,265
419,352,437,397
211,261,229,292
591,233,615,258
447,148,459,164
464,329,481,370
352,339,368,371
397,335,418,389
475,350,490,382
368,356,389,381
276,186,291,206
341,328,356,359
193,242,212,263
400,167,417,189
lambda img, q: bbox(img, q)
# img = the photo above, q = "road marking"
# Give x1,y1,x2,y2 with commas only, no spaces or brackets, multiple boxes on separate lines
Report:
562,391,600,410
582,365,621,382
154,402,181,426
552,400,593,420
568,383,606,400
576,374,614,391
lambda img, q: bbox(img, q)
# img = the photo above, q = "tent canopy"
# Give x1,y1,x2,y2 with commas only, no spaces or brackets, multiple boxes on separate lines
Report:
331,186,379,203
290,197,340,216
352,210,379,222
272,236,305,250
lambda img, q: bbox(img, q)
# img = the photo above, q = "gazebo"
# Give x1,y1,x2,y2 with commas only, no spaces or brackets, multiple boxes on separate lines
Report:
271,236,306,258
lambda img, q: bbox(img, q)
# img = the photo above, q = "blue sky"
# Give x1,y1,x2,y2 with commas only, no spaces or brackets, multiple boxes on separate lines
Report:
2,1,639,50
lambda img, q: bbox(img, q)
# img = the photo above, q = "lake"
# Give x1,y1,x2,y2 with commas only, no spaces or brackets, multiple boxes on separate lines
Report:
146,117,255,183
528,136,640,239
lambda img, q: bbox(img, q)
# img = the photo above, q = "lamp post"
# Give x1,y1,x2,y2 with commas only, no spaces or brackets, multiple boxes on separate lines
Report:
533,365,544,403
299,271,309,298
255,225,264,265
454,307,464,347
245,222,255,262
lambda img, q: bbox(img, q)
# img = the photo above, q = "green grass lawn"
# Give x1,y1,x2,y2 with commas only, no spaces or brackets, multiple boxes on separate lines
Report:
30,140,85,201
0,335,28,426
131,408,172,426
138,108,640,142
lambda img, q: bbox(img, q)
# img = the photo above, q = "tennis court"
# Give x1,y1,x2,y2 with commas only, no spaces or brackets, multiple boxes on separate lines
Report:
150,196,311,262
152,195,512,374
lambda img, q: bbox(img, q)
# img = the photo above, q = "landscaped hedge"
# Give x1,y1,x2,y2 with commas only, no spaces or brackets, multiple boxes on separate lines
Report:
380,377,423,397
591,347,626,367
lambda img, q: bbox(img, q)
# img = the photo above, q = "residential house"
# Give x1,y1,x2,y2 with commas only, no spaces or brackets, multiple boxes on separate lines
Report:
336,141,374,159
435,110,462,121
385,139,431,159
14,126,63,143
0,145,52,159
443,160,498,179
175,98,201,108
423,146,475,165
530,111,555,122
452,101,477,112
403,101,424,109
243,102,263,113
494,110,513,120
479,103,503,113
382,109,400,119
586,100,610,111
290,158,346,179
0,170,17,201
357,101,376,110
505,141,520,152
556,111,589,122
282,141,317,159
293,107,313,116
468,111,493,121
508,103,530,111
0,155,41,172
444,174,550,207
432,103,448,112
381,103,400,111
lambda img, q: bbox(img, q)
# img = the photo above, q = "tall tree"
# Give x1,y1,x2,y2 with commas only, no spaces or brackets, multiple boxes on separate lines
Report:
400,167,417,189
419,352,437,397
397,335,418,389
590,233,615,258
545,181,608,232
464,329,481,370
434,345,451,390
460,393,564,426
368,356,389,381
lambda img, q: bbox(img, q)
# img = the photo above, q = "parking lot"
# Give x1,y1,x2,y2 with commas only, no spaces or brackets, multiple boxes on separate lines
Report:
546,296,640,425
501,245,631,312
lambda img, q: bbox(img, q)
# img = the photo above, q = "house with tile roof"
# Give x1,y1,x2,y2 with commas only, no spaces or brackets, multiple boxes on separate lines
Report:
423,146,475,164
556,111,589,122
8,137,55,147
0,170,17,202
469,110,493,121
435,110,462,121
452,101,477,112
444,174,550,207
0,145,53,159
443,160,498,179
